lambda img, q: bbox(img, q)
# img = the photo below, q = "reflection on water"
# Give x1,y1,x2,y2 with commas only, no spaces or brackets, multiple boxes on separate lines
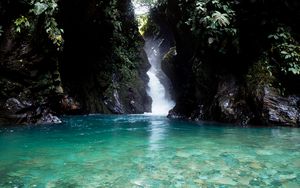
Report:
148,119,167,151
0,115,300,187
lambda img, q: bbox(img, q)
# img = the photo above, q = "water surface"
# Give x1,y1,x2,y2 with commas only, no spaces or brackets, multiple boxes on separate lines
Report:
0,115,300,187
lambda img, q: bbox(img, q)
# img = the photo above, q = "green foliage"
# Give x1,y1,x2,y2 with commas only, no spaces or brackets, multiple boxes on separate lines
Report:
104,0,142,84
45,17,64,50
32,1,49,15
246,55,276,96
163,47,177,63
14,16,31,33
137,14,148,35
268,27,300,75
185,0,236,34
112,45,138,81
31,0,63,51
29,0,59,18
137,14,159,36
13,0,63,51
105,0,122,32
182,0,237,53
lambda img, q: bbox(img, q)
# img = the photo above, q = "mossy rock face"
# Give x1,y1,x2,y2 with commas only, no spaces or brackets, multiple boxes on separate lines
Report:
246,55,276,102
245,57,300,126
60,0,151,114
209,76,253,125
0,0,152,121
0,1,67,124
153,0,300,126
102,70,151,114
162,47,176,81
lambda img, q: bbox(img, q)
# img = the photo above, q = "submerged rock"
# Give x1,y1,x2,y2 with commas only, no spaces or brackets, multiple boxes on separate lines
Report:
278,174,297,181
209,177,237,186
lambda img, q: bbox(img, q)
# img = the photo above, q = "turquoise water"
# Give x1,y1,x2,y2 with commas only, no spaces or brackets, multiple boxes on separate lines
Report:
0,115,300,187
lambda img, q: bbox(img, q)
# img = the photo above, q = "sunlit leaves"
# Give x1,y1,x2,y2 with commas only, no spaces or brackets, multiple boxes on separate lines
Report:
181,0,237,54
31,0,63,50
32,2,48,15
211,11,230,27
14,16,30,33
45,17,64,51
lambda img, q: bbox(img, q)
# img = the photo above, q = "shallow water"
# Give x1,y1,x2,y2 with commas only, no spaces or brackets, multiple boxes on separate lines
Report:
0,115,300,187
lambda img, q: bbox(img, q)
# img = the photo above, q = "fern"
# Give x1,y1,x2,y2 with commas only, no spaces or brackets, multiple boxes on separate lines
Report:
212,11,230,27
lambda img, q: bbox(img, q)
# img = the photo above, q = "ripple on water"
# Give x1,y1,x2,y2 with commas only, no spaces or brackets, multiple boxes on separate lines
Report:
0,115,300,187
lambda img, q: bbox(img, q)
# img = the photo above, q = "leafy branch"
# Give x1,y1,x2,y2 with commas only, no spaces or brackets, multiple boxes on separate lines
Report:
13,0,64,51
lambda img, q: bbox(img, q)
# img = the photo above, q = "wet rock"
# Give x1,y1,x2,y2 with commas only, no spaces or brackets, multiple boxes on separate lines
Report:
167,107,186,119
249,162,262,170
59,95,80,114
261,87,300,126
0,98,62,125
256,149,273,156
104,89,125,114
193,179,204,186
176,151,191,158
278,174,297,181
36,113,62,124
61,0,151,115
210,76,253,125
5,98,32,113
161,47,177,87
238,177,252,186
250,178,263,186
209,177,237,186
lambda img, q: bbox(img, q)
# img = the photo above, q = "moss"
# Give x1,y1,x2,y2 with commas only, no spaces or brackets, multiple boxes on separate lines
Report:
163,47,177,63
246,55,276,96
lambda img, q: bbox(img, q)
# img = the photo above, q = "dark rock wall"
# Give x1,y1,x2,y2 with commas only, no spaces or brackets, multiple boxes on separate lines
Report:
0,0,151,124
155,0,300,126
61,0,151,114
0,0,64,124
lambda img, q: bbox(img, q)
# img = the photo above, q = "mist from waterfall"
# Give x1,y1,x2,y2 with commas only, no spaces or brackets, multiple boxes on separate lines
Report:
132,0,175,115
144,39,175,115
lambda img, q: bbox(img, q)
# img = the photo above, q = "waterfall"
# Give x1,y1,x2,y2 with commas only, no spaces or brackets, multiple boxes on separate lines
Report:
144,39,175,115
132,0,175,115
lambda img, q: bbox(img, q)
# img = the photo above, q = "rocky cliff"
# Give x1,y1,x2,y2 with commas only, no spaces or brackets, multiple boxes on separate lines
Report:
0,0,151,124
151,0,300,126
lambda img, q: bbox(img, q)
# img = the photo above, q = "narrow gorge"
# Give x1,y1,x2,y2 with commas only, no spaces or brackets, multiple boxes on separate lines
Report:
1,0,300,127
1,1,300,187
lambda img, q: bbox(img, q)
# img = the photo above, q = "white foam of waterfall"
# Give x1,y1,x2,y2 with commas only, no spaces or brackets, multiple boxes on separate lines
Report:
144,39,175,115
132,0,175,115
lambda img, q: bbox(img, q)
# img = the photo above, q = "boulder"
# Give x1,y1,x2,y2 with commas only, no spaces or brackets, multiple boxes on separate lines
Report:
260,87,300,126
210,76,253,125
0,98,62,125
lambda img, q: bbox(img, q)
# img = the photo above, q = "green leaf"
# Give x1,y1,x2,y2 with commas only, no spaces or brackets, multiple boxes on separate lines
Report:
33,2,48,15
16,27,21,33
212,11,230,27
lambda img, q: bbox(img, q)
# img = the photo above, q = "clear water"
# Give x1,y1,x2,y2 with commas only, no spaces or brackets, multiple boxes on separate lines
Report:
0,115,300,187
